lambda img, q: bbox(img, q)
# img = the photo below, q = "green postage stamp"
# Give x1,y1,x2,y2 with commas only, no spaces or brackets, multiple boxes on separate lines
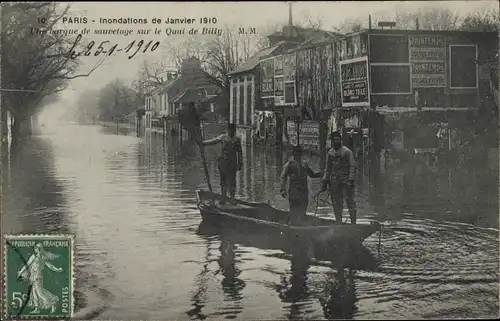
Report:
3,234,74,319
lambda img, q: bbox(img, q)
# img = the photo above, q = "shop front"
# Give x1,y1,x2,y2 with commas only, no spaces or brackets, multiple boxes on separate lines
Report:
253,110,276,146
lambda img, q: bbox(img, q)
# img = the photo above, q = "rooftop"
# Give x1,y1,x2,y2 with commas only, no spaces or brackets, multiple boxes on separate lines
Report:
228,42,284,75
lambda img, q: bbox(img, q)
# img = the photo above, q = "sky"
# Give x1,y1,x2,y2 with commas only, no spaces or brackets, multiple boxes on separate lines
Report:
42,0,497,118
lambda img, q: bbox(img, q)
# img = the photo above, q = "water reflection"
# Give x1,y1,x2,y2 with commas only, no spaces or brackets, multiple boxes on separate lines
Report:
277,255,311,320
186,240,211,320
320,269,357,320
197,221,379,320
217,235,245,318
3,137,70,235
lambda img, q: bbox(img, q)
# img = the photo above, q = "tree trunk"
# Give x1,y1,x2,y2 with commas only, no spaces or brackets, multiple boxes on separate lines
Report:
1,107,9,168
10,116,21,154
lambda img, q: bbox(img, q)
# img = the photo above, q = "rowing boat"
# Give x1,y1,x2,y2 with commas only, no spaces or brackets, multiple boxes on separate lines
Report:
195,189,381,258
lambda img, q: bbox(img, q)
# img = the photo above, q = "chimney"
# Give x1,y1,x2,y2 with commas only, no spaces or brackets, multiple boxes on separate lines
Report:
283,1,295,38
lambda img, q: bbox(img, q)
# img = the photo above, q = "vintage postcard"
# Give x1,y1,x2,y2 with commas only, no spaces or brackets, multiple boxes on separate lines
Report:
1,1,498,320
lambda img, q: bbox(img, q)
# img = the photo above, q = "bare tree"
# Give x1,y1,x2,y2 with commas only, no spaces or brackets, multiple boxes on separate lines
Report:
132,59,177,100
333,6,461,32
395,6,459,30
460,8,499,32
1,2,103,144
164,24,270,116
297,10,324,30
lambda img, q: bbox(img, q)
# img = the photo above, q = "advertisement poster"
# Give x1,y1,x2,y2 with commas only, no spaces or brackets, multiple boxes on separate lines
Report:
260,58,274,97
283,53,296,82
274,76,284,97
408,35,446,87
274,55,283,76
342,81,368,104
340,58,369,106
286,120,319,148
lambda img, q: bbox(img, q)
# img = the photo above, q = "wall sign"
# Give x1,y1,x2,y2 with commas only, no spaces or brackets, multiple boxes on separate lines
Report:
369,34,409,63
274,55,284,76
340,57,370,107
409,35,446,88
341,61,367,82
286,120,319,148
260,58,275,97
283,53,296,82
450,45,477,89
274,76,284,97
371,65,411,94
342,81,368,104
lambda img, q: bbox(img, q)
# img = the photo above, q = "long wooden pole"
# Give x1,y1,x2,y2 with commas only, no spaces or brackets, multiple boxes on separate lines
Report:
194,122,215,202
195,124,214,195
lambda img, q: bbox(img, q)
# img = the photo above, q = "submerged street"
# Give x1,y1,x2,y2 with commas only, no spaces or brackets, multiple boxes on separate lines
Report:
2,123,498,320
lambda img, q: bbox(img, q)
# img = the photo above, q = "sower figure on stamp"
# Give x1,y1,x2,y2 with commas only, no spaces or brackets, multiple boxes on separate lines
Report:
321,131,357,224
201,123,243,205
280,146,323,226
17,243,63,314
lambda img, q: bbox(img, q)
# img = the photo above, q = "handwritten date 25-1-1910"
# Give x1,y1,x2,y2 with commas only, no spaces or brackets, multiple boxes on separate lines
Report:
67,34,160,59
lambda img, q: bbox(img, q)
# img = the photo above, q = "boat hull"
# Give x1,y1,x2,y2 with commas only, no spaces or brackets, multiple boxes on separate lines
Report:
195,189,381,259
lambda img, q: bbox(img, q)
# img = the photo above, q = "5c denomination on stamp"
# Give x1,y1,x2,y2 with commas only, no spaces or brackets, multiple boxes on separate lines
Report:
3,234,74,319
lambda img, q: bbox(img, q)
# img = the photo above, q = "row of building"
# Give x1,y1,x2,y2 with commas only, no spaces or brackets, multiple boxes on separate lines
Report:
140,11,498,158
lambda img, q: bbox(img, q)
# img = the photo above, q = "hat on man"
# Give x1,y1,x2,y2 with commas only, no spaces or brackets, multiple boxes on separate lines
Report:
330,131,341,139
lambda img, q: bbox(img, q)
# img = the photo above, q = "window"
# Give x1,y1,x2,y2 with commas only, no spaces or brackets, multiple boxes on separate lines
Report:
284,82,296,104
360,34,368,56
232,81,238,123
239,82,244,125
346,37,353,59
341,40,347,60
246,79,252,125
352,35,361,58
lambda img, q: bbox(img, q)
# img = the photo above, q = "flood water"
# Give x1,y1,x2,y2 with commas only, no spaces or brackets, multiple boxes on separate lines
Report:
2,123,498,319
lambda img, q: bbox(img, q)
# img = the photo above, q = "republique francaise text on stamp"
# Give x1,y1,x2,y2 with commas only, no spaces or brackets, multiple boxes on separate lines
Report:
3,234,74,319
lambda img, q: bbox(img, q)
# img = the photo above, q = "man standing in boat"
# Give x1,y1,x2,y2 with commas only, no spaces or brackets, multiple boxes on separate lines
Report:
280,145,323,226
200,123,243,205
321,131,357,224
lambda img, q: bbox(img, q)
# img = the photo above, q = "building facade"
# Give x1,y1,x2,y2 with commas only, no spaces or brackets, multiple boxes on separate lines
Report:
228,43,283,146
229,20,339,147
244,27,497,157
144,88,161,130
362,29,498,153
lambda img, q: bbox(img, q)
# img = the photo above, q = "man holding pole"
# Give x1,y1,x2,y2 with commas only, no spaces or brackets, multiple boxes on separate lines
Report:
200,123,243,205
178,102,213,195
280,145,323,226
321,131,357,224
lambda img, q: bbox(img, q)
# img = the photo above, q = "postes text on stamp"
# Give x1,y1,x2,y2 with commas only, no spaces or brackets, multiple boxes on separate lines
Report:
3,234,74,319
